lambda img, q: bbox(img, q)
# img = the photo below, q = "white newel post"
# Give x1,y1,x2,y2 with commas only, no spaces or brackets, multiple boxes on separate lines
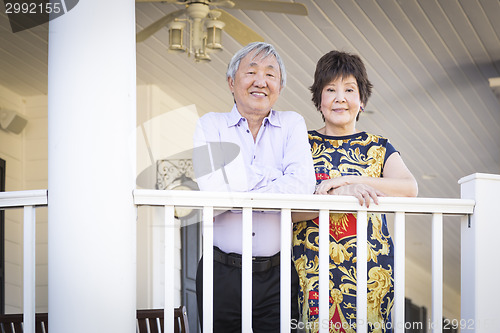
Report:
459,173,500,332
47,0,137,332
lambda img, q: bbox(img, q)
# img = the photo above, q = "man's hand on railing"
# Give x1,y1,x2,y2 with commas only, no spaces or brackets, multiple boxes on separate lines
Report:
314,177,351,194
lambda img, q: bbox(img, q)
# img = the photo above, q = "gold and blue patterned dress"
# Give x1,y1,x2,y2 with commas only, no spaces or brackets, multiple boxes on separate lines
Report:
292,131,397,333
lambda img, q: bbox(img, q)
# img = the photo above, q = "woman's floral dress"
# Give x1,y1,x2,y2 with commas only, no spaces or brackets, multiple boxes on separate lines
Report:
292,131,397,333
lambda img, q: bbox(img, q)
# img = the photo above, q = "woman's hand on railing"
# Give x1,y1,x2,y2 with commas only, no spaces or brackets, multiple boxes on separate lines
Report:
328,184,385,208
314,176,387,208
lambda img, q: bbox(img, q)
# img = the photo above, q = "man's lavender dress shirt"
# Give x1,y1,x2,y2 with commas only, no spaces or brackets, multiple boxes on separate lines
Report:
193,105,315,256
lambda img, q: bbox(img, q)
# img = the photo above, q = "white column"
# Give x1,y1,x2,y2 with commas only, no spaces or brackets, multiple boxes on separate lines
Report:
47,0,136,332
459,173,500,332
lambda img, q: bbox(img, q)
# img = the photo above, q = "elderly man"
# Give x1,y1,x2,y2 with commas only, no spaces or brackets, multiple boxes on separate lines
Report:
193,42,315,332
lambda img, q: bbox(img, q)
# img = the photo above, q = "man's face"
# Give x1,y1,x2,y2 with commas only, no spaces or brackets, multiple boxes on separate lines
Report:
228,51,282,118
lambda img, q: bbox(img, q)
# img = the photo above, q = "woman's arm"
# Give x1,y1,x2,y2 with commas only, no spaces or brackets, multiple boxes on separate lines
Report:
347,153,418,197
316,153,417,197
315,153,418,207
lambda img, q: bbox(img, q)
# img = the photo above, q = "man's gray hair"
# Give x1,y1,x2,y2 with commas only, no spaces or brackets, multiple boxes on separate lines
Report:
226,42,287,89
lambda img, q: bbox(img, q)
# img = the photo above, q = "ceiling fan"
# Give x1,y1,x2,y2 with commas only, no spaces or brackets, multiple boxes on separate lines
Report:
136,0,308,62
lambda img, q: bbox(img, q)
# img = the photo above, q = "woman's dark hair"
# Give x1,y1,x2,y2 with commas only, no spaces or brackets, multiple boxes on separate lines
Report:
310,50,373,121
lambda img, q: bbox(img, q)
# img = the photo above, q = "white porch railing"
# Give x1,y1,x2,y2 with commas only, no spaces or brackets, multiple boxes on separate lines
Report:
133,187,475,333
0,190,48,333
5,173,500,333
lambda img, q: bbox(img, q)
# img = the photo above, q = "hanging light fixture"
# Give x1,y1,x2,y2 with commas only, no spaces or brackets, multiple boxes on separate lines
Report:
166,3,225,63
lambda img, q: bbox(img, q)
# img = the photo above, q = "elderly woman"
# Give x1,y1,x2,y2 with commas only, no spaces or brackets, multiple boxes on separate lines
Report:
292,51,418,332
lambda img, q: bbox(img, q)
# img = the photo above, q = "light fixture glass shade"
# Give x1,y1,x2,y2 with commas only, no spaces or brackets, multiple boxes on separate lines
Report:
168,21,186,53
205,19,225,50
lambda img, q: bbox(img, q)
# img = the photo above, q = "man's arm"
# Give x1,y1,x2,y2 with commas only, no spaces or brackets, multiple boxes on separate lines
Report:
192,114,249,192
251,114,316,195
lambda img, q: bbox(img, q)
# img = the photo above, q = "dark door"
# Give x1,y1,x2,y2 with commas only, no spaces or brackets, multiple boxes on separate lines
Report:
181,211,201,333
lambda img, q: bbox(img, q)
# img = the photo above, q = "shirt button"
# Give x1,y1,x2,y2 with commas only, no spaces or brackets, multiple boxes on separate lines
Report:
246,129,250,133
252,232,255,236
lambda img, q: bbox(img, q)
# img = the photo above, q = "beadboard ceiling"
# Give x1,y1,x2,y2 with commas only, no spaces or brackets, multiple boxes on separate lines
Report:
1,0,500,298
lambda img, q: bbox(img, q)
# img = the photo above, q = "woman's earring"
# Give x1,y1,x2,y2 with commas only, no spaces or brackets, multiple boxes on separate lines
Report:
360,105,365,112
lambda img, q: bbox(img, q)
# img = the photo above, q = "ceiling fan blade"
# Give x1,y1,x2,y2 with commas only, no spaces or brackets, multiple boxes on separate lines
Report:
136,8,186,43
231,0,308,16
219,10,264,46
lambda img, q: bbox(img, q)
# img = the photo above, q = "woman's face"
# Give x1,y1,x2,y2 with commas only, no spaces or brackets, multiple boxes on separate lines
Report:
320,74,362,134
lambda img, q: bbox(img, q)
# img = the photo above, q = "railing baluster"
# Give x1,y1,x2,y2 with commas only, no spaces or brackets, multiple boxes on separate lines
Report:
394,212,406,333
432,213,443,333
202,206,214,333
163,205,175,333
357,210,368,333
23,205,36,333
318,209,329,333
280,208,292,333
242,207,253,332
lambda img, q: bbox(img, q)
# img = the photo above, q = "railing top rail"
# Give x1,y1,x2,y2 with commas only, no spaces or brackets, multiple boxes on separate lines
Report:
133,189,474,215
0,189,48,209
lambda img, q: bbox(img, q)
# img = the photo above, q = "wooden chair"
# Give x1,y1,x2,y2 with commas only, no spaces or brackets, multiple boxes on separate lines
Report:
0,313,48,333
137,306,190,333
0,306,189,333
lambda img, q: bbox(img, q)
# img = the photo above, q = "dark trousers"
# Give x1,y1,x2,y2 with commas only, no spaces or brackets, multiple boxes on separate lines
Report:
196,250,300,333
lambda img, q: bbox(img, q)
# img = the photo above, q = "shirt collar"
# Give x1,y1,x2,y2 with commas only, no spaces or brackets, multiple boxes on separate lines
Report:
227,104,281,128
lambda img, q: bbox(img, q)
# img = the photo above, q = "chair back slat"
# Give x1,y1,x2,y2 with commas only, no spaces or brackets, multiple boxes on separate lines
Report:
174,306,188,333
148,317,161,333
36,313,48,333
136,317,149,333
12,322,22,333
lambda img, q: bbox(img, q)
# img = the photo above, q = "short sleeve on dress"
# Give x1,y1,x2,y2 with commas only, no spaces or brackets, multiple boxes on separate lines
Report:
384,141,398,164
